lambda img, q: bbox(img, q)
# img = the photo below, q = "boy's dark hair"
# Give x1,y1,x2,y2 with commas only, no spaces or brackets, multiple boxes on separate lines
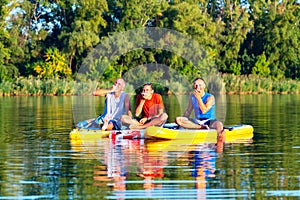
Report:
143,82,153,89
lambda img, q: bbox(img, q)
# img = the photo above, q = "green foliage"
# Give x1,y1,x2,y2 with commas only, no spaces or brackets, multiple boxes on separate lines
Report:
162,1,220,74
0,0,299,92
0,0,21,82
73,79,97,95
0,74,300,96
27,48,71,79
240,49,256,74
15,76,41,95
59,0,108,71
258,77,273,93
113,0,167,30
205,72,225,94
0,64,19,83
0,81,13,96
248,0,300,79
0,41,10,70
0,76,77,96
230,61,242,75
252,52,270,77
218,2,253,74
13,76,75,95
222,73,300,94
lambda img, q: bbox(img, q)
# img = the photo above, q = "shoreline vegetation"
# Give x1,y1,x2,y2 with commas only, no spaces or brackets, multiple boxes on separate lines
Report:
1,74,299,96
1,1,299,97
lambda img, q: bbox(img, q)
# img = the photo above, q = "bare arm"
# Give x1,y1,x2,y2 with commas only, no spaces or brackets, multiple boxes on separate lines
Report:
194,92,215,114
183,97,193,117
92,88,112,96
148,94,165,119
148,107,165,120
135,99,145,116
93,85,116,96
157,107,164,116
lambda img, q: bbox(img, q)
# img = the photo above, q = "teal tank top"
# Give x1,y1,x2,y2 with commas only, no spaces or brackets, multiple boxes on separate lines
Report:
191,92,216,120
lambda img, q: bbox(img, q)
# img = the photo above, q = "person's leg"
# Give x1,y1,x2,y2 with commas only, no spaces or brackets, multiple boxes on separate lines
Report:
120,115,140,126
210,120,226,152
101,116,109,130
129,113,168,129
175,117,202,129
151,113,168,126
210,120,225,135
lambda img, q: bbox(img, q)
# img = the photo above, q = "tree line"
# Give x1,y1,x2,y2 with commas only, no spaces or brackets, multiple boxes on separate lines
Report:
0,0,299,86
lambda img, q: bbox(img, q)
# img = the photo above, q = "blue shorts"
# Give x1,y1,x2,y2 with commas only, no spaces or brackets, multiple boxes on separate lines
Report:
82,115,121,130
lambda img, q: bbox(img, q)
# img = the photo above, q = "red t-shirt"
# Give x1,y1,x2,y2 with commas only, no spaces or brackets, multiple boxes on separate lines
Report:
136,93,164,118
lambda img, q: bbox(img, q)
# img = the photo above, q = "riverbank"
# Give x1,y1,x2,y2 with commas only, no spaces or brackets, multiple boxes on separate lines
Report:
1,74,299,96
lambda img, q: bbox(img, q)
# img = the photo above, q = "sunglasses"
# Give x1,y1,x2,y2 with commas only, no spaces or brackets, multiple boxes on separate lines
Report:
143,82,152,86
142,82,153,90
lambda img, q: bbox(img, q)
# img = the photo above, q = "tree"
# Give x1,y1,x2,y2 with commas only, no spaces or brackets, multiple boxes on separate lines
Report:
58,0,108,72
0,0,20,82
251,52,270,77
27,47,71,79
160,1,221,78
97,0,168,79
218,0,253,74
263,1,300,79
112,0,167,31
247,0,300,79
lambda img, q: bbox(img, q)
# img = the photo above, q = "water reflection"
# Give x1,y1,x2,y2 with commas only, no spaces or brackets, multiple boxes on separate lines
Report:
0,95,299,199
71,135,232,199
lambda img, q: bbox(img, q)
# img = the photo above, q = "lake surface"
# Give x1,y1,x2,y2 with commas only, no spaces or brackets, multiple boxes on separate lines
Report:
0,94,299,199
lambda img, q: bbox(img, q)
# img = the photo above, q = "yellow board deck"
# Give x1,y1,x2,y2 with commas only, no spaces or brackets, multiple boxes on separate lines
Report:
145,124,254,142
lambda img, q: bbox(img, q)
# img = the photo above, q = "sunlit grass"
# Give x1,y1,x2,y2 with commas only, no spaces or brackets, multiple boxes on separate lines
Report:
0,75,299,96
222,74,300,94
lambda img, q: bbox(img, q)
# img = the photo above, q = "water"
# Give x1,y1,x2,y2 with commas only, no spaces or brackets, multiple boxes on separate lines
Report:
0,95,299,199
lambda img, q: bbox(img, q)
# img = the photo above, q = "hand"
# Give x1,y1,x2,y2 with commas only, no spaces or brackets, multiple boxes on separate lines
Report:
110,85,117,92
193,90,202,99
141,92,151,100
139,117,148,124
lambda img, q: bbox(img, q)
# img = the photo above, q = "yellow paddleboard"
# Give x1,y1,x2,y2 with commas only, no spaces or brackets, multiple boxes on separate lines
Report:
145,124,254,142
70,129,110,141
145,125,253,153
